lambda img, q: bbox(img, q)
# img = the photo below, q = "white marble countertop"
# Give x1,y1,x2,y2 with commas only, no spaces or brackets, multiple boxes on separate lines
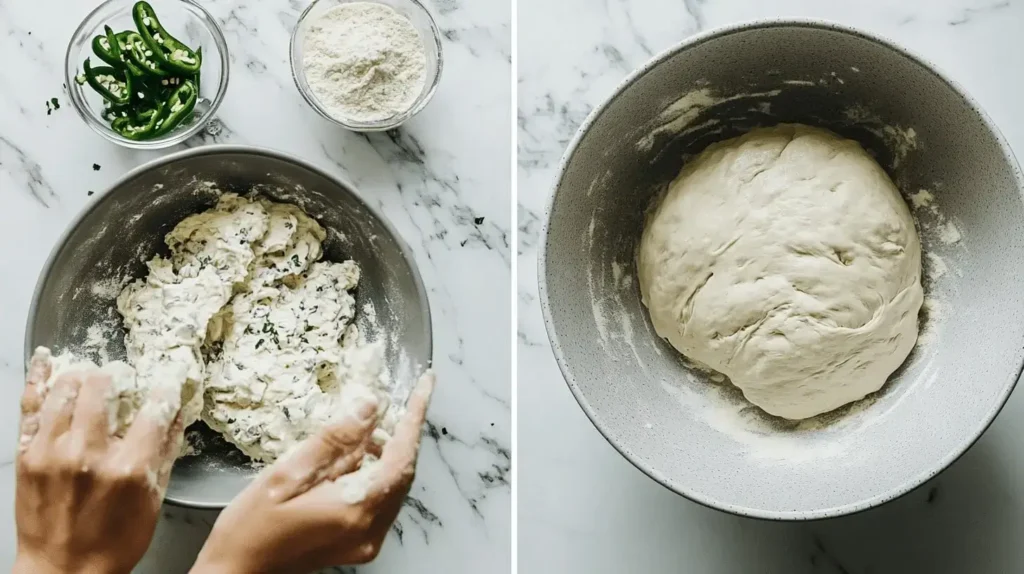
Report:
518,0,1024,572
0,0,510,572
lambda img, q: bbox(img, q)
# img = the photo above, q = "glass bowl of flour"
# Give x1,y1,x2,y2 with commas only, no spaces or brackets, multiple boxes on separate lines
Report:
289,0,443,131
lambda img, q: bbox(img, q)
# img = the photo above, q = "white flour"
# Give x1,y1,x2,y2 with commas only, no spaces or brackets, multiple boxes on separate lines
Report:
909,188,963,248
302,2,426,122
90,277,126,300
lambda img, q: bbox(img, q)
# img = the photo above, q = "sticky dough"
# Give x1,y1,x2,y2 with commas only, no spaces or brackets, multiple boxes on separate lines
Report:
638,124,923,419
42,194,397,463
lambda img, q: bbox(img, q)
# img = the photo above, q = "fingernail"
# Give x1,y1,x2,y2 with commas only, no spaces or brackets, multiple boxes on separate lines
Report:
420,371,436,394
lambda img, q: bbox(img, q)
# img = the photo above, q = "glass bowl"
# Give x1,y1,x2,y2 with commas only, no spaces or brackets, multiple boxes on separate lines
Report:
64,0,230,149
289,0,443,132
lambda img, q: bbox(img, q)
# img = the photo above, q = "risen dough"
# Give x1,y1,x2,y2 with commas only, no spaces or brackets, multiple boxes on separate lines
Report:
638,124,923,420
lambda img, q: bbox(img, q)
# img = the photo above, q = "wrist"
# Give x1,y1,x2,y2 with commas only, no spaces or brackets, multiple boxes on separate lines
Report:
13,553,64,574
13,555,58,574
191,554,244,574
14,551,124,574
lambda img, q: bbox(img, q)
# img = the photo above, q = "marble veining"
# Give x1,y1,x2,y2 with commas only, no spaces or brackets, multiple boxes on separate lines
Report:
518,0,1024,572
0,0,510,572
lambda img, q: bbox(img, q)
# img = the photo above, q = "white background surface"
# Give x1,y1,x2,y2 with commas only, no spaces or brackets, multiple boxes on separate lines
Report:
518,1,1024,572
0,0,511,572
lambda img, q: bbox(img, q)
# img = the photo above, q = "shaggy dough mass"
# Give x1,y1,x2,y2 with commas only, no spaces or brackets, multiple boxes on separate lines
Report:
38,194,396,462
638,124,923,420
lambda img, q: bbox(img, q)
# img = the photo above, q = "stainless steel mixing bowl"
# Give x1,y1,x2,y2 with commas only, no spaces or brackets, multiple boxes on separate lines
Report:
540,20,1024,519
26,145,432,508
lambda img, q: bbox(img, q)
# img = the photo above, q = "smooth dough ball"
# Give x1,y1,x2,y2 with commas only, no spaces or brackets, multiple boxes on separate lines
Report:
638,124,923,420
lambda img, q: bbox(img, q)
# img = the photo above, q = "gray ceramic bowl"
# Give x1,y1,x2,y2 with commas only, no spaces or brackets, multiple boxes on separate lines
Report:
26,146,432,508
540,20,1024,520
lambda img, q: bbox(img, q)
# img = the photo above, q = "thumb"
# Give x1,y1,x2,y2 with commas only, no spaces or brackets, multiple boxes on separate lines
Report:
156,410,186,493
263,397,379,501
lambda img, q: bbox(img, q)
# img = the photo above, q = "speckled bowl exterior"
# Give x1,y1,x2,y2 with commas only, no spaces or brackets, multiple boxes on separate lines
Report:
539,20,1024,520
26,146,432,508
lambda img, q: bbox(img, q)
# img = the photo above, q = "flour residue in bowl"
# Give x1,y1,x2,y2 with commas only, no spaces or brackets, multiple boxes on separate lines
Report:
69,322,119,365
659,377,850,463
90,276,128,300
584,204,662,372
925,252,949,280
843,103,919,168
906,186,962,353
636,87,781,152
655,338,949,467
909,187,963,248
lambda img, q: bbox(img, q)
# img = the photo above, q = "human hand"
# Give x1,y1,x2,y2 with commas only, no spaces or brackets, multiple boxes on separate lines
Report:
14,350,184,574
192,371,436,574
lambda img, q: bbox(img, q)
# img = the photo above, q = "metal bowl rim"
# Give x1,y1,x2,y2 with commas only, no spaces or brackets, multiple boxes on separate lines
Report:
537,17,1024,521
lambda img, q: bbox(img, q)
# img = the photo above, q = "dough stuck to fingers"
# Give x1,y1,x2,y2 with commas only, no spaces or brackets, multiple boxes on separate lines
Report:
19,348,53,450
